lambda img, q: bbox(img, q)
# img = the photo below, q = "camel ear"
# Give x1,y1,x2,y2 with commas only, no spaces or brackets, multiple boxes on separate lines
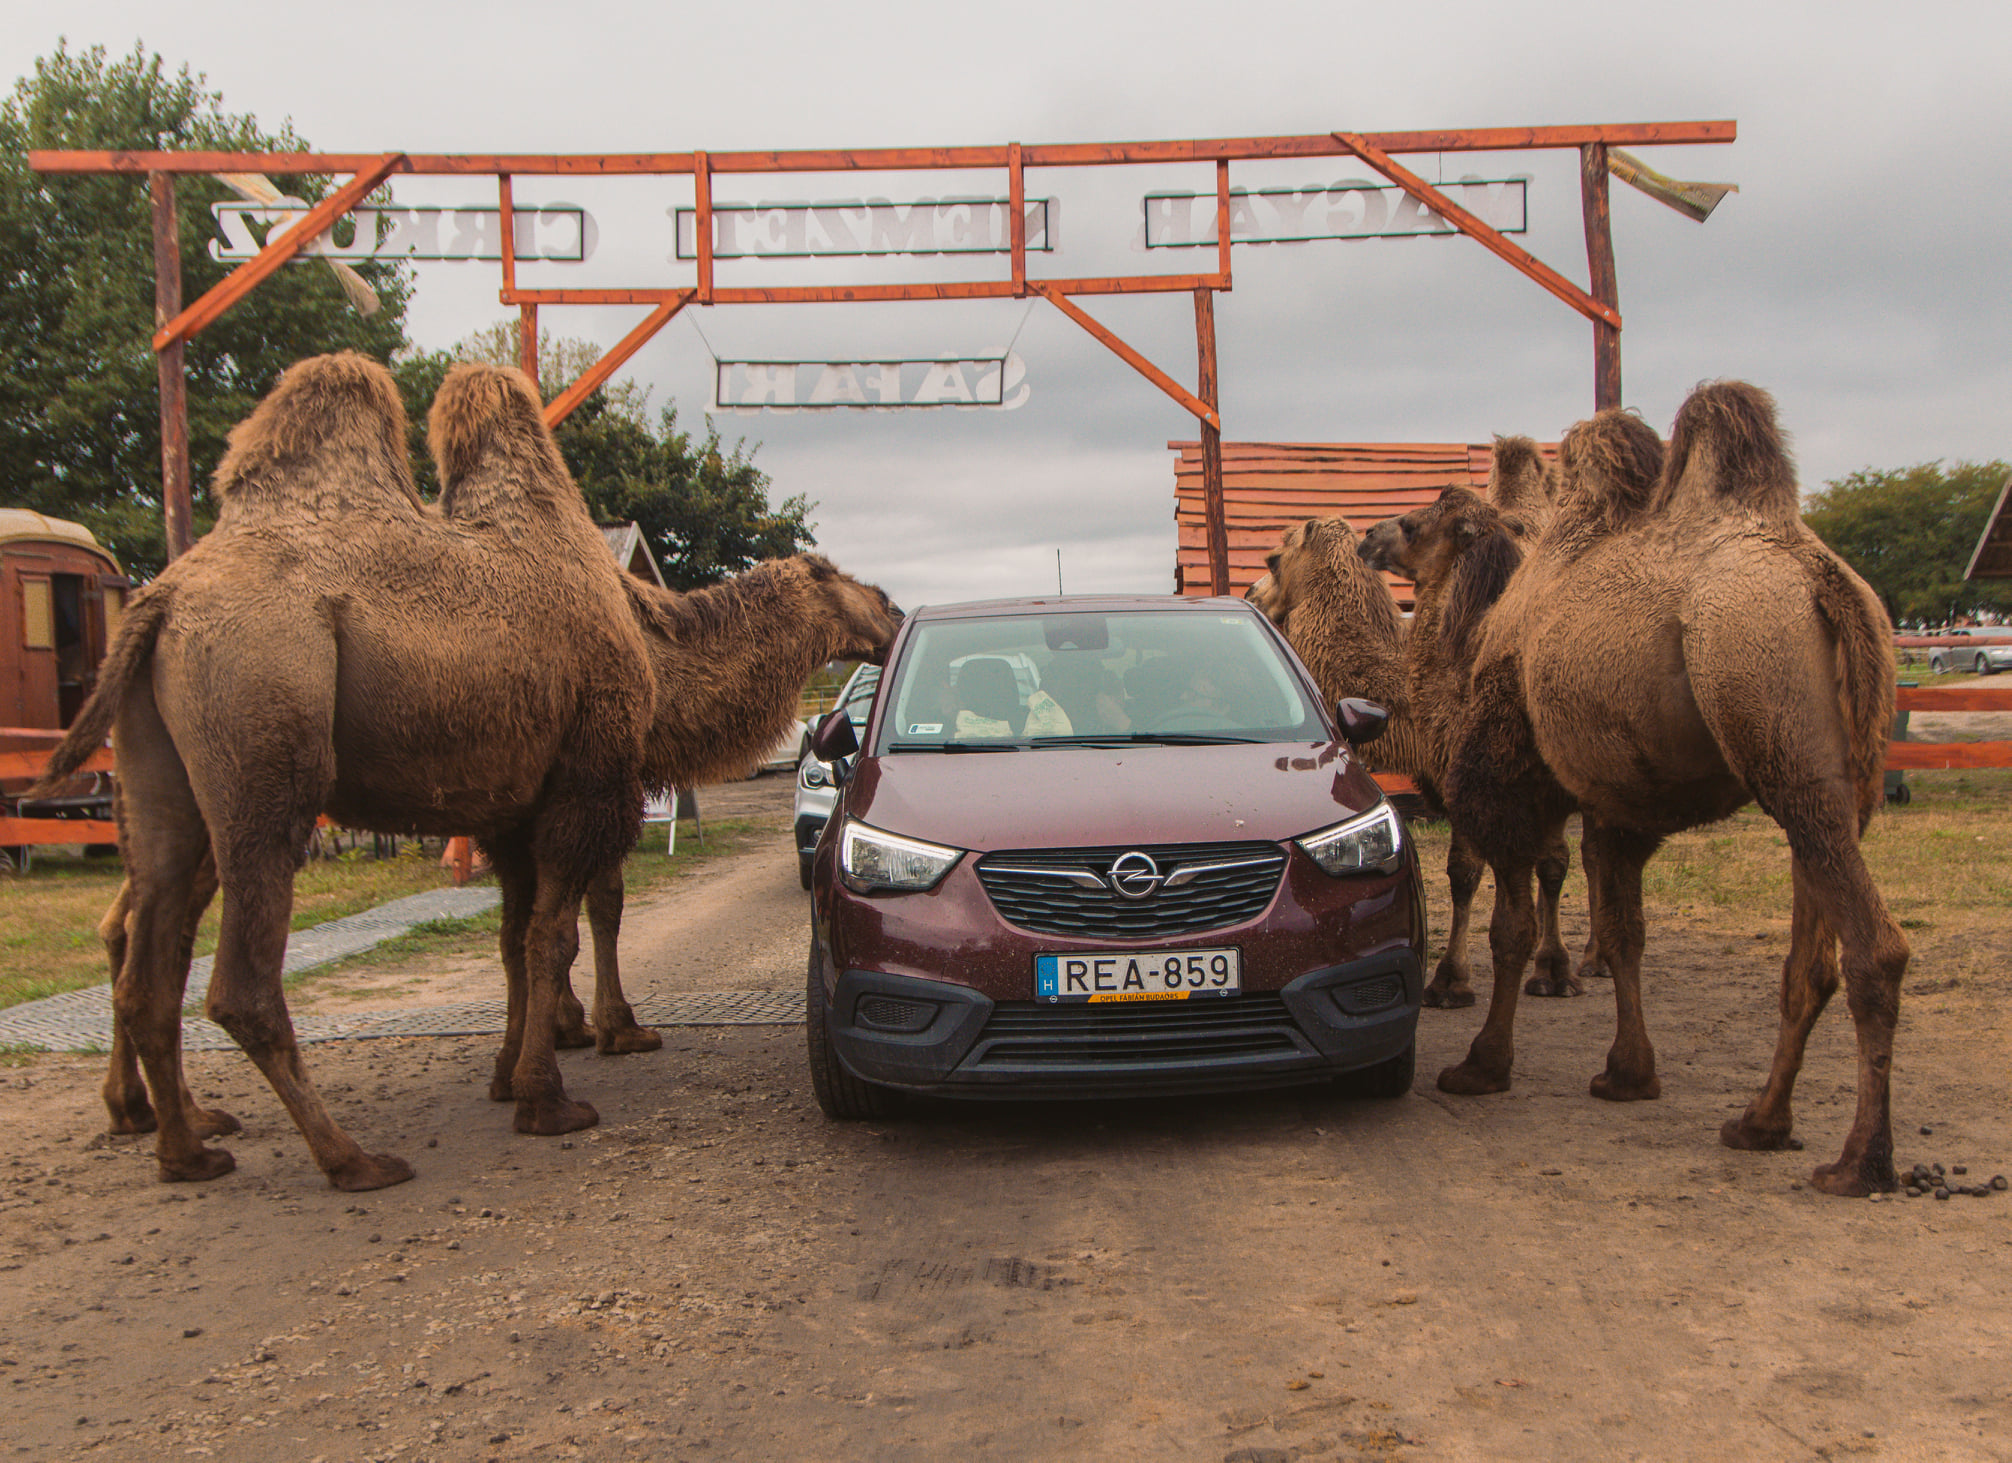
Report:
1449,517,1481,547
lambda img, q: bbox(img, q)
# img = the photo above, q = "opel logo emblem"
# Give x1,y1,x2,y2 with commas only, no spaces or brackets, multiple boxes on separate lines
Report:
1106,852,1163,900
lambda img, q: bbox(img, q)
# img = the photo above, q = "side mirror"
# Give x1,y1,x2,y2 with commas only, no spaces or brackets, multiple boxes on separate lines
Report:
1336,697,1388,748
810,708,859,762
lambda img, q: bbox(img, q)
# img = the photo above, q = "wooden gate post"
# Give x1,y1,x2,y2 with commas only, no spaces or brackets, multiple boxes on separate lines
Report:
1580,143,1622,411
151,172,194,561
1194,287,1229,597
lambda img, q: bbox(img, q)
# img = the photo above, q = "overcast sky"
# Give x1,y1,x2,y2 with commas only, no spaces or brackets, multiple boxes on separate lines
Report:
11,1,2008,608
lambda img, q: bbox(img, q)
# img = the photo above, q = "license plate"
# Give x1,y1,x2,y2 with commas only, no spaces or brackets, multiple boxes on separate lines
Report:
1035,948,1242,1003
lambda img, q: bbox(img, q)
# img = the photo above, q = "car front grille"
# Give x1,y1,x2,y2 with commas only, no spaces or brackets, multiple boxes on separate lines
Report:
970,994,1303,1067
974,841,1286,939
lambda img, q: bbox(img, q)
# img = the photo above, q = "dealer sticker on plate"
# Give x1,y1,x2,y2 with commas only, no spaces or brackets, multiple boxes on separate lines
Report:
1036,948,1241,1003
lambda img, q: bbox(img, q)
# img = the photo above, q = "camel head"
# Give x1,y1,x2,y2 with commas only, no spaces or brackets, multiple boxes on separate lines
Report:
1556,408,1665,536
428,361,572,513
211,351,421,519
1246,516,1362,628
1357,487,1503,582
799,554,904,664
1655,379,1799,525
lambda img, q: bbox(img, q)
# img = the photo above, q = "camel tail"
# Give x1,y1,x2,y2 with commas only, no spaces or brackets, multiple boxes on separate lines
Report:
1658,380,1800,524
1797,540,1897,828
29,589,171,795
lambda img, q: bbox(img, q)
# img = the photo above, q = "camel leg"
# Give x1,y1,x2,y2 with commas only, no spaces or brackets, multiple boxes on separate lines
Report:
1768,818,1906,1197
1423,834,1482,1009
1523,828,1583,998
509,864,600,1136
487,839,536,1102
101,858,239,1139
1437,855,1535,1095
1575,819,1611,982
1583,820,1663,1102
584,863,661,1055
204,830,412,1191
1722,859,1839,1152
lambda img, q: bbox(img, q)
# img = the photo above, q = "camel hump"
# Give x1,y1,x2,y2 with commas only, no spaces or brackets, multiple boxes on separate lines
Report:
1487,435,1557,522
211,352,423,525
1555,408,1664,537
1657,379,1800,524
429,362,582,526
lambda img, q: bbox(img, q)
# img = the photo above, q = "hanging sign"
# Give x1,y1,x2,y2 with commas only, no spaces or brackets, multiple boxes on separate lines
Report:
1141,177,1526,248
211,200,597,263
713,353,1030,412
675,198,1057,259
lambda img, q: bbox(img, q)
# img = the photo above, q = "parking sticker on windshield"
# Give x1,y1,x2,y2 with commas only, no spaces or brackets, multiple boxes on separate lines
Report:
908,723,943,734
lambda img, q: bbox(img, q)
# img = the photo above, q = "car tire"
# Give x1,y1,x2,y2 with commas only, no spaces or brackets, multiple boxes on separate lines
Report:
1334,1037,1415,1099
1930,654,1947,674
806,935,903,1120
1977,654,1994,676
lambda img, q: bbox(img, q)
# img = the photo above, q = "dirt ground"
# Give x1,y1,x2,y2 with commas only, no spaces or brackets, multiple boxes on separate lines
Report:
5,774,2010,1462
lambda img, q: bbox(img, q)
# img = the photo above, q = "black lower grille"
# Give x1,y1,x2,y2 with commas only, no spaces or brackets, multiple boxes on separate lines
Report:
975,841,1285,938
971,994,1302,1067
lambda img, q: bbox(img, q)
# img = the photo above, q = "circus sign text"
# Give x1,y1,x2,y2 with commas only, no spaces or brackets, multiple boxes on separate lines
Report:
676,198,1057,259
1142,177,1526,248
211,200,597,263
714,354,1030,412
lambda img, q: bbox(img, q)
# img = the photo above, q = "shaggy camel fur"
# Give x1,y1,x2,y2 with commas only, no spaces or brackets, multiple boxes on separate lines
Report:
1439,387,1906,1196
40,354,655,1189
551,557,904,1058
1352,438,1596,1006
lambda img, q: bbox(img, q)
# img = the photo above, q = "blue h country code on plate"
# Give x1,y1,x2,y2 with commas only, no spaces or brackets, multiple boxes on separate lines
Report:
1036,949,1241,1003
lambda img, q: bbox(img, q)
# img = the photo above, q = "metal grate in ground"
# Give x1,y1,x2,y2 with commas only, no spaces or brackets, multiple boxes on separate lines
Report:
0,884,803,1053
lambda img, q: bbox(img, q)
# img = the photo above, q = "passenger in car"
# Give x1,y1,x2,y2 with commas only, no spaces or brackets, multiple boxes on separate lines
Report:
953,657,1025,737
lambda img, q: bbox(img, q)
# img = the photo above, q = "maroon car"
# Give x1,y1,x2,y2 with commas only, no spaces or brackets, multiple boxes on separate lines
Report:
804,594,1425,1117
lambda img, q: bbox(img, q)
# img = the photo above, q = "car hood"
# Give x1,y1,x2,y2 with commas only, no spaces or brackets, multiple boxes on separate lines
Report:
844,740,1383,852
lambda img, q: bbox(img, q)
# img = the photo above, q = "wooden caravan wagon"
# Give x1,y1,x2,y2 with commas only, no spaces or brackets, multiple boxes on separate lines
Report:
1,509,129,868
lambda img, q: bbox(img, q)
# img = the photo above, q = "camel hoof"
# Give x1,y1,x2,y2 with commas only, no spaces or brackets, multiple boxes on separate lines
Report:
106,1106,158,1136
1437,1061,1511,1096
554,1025,597,1051
1578,958,1613,982
488,1074,516,1103
596,1025,663,1056
158,1146,236,1183
190,1107,242,1140
1720,1115,1792,1151
1422,984,1476,1010
514,1095,599,1136
1590,1070,1660,1102
1524,972,1586,998
327,1152,416,1191
1808,1159,1895,1198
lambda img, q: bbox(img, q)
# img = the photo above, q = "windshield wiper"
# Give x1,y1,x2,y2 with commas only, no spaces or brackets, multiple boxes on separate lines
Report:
1032,732,1266,747
886,740,1022,753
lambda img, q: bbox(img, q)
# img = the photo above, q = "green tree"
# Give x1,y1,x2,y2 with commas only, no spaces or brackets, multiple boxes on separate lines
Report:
1,41,412,578
1803,460,2012,626
404,324,815,589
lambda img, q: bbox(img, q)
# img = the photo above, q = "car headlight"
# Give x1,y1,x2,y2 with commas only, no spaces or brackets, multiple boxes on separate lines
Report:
1296,803,1404,876
800,760,832,790
838,818,962,893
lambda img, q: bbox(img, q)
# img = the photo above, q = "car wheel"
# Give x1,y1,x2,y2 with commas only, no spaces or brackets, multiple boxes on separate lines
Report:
0,846,29,875
1334,1037,1415,1099
1977,653,1994,676
1929,654,1947,674
1888,781,1912,805
806,934,903,1119
799,851,815,891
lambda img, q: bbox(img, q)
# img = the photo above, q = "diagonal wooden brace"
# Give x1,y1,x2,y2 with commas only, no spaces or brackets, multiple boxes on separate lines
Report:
1033,283,1221,430
542,292,694,426
151,154,406,351
1332,131,1622,331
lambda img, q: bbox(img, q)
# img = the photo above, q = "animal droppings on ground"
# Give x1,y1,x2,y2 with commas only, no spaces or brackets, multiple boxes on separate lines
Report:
1897,1161,2005,1199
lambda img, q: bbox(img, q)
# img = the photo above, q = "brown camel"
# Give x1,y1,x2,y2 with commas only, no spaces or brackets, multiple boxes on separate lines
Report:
39,354,656,1189
1438,385,1906,1196
550,556,904,1060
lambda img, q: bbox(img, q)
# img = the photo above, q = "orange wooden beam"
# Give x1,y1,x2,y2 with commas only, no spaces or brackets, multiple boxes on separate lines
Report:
29,124,1736,177
0,817,120,845
502,274,1228,308
1332,132,1622,331
1034,284,1221,430
1886,741,2012,770
542,293,693,426
0,747,115,780
151,154,405,350
1895,685,2012,712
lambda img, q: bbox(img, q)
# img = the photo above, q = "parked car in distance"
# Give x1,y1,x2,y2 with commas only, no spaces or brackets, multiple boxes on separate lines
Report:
803,594,1425,1118
1928,639,2012,675
793,663,881,888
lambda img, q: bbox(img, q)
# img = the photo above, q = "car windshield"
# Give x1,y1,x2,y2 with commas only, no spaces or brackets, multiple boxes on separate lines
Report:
874,607,1327,752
